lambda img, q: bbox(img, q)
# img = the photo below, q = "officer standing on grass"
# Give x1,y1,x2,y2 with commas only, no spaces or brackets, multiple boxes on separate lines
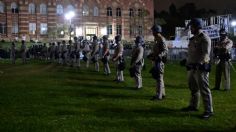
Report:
181,18,213,119
91,36,100,72
102,35,111,75
149,25,168,100
10,41,16,64
74,37,81,68
112,35,124,83
61,40,68,65
213,28,233,91
20,40,27,64
130,36,144,89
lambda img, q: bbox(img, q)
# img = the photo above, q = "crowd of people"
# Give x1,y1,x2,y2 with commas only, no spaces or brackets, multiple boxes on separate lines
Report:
7,18,234,120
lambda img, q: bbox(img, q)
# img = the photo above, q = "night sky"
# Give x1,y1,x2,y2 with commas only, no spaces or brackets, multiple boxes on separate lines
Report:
154,0,236,15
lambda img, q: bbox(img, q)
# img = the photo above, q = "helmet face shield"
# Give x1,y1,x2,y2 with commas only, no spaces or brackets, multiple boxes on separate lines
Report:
151,25,162,33
188,18,203,29
135,36,144,45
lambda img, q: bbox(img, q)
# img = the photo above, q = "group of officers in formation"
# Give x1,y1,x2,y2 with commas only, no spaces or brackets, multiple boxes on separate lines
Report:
8,18,233,119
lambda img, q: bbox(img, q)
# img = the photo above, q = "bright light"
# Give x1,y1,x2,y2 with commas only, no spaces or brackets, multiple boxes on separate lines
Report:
65,11,75,20
76,27,83,36
231,21,236,27
60,31,64,35
101,27,107,35
71,31,75,35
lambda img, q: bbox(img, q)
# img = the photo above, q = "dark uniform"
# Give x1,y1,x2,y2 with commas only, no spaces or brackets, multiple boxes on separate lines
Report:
20,40,27,64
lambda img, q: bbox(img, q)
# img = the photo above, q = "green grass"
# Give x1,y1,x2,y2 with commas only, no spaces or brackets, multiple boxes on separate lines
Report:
0,59,236,132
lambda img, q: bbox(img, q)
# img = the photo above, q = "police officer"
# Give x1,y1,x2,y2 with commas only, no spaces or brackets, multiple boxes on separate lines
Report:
91,36,100,72
150,25,168,100
61,40,68,65
112,35,124,83
42,43,48,61
73,37,81,68
68,40,75,67
20,40,27,64
130,36,144,89
102,35,111,75
56,42,62,64
10,41,16,64
213,29,233,91
181,18,213,119
83,40,91,68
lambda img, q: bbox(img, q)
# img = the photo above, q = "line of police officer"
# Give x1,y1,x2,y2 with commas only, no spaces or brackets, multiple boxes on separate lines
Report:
9,18,233,120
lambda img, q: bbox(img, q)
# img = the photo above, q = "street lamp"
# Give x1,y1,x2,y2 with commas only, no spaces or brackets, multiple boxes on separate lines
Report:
65,11,75,40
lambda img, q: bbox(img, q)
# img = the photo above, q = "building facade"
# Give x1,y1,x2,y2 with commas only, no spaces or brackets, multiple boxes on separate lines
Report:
0,0,154,41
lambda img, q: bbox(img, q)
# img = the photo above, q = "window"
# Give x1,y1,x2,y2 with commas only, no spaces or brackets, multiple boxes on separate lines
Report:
29,23,36,34
129,8,134,17
56,5,63,15
116,8,121,17
83,5,89,16
12,22,18,33
107,25,112,35
0,2,4,13
129,25,134,36
116,25,122,35
93,6,99,16
28,3,35,14
11,2,18,13
40,23,47,35
40,3,47,15
138,9,143,17
0,23,6,34
138,26,143,35
67,5,74,12
107,7,112,16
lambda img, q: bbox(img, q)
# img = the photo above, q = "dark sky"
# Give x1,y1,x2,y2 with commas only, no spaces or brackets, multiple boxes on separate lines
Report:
154,0,236,14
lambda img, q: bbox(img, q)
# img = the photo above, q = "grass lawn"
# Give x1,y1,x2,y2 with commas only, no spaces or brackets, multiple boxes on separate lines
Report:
0,59,235,132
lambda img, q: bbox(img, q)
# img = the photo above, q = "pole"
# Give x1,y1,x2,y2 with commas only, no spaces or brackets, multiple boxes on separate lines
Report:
69,19,72,40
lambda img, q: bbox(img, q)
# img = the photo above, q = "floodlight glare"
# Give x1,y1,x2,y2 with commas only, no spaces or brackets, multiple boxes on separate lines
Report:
231,21,236,27
65,11,75,20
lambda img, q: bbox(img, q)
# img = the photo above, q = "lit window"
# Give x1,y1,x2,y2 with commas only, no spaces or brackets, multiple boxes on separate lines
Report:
12,22,18,33
116,8,121,17
116,25,122,35
28,3,35,14
107,7,112,16
0,2,4,13
56,5,63,15
11,2,18,13
40,3,47,15
83,5,89,16
107,25,112,35
40,23,48,35
93,6,99,16
29,23,36,34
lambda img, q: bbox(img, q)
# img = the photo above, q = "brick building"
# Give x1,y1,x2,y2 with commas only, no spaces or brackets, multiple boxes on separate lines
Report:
0,0,154,41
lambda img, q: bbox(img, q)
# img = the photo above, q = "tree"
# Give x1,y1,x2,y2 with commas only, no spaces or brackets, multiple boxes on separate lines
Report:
169,3,177,17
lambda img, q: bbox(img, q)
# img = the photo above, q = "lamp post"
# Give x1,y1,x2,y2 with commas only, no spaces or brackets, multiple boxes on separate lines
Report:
65,11,75,40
